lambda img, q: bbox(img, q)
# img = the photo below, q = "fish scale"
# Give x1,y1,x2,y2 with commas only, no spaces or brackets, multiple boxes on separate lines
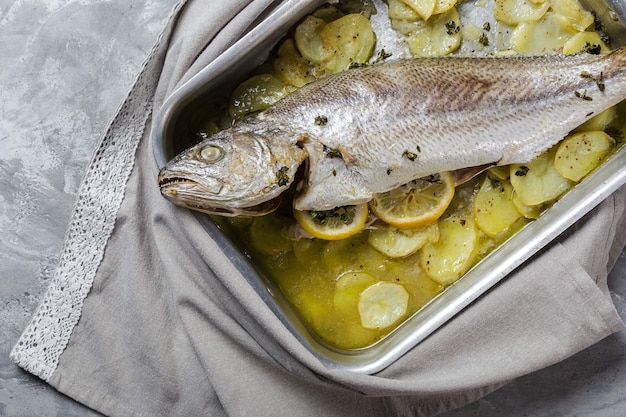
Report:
159,47,626,215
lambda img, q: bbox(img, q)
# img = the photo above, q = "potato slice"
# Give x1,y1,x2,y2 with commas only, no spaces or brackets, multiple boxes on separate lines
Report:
333,271,377,315
407,8,462,57
401,0,437,21
274,38,318,87
388,0,420,20
550,0,594,31
320,14,376,73
562,31,611,55
295,14,375,74
433,0,458,15
229,74,294,121
473,175,522,237
554,131,616,181
488,165,511,180
509,146,574,206
494,0,550,26
295,16,330,65
358,282,410,329
391,18,422,36
509,12,578,54
420,215,478,285
368,222,439,258
312,5,344,23
512,193,545,219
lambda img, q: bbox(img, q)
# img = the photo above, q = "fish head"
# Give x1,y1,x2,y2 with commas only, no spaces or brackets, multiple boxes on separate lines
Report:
158,127,305,216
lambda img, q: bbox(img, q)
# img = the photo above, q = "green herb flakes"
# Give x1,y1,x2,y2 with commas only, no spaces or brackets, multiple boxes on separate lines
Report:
402,145,421,161
324,145,343,159
445,20,461,35
515,166,529,177
580,71,605,92
575,90,593,101
276,166,290,186
315,115,328,126
308,206,355,226
583,42,602,55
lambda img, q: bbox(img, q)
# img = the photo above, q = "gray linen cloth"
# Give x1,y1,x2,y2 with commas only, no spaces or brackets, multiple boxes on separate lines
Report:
11,0,626,416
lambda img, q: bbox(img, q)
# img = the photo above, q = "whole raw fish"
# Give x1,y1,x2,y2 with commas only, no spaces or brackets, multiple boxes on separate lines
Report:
159,48,626,215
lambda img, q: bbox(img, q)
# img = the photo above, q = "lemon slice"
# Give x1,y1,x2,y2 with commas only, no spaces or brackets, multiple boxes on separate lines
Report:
358,282,409,329
369,172,455,229
293,204,369,240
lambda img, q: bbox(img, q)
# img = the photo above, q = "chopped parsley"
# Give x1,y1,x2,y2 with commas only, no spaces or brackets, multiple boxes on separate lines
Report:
314,115,328,126
580,71,605,92
445,20,460,35
276,166,290,186
424,174,442,184
489,175,502,190
575,90,593,101
583,41,602,55
373,49,393,64
403,149,418,161
308,206,355,225
403,145,421,161
515,166,530,177
324,145,343,159
479,32,489,46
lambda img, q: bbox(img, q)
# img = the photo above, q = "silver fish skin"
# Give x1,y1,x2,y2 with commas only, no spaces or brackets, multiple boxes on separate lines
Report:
159,47,626,214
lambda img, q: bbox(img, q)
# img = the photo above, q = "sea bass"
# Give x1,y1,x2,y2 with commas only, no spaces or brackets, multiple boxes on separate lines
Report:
159,47,626,215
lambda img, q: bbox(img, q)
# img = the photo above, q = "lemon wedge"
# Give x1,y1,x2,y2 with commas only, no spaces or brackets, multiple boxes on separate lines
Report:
369,172,455,229
294,204,369,240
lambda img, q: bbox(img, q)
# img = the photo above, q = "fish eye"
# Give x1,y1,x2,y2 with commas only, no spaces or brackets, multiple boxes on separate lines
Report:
198,145,224,163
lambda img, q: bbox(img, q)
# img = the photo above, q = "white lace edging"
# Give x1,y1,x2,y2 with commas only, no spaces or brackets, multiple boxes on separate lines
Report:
10,0,187,382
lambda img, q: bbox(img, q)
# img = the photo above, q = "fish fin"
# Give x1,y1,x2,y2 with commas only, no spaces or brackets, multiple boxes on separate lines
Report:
294,140,372,210
451,164,493,185
336,145,356,164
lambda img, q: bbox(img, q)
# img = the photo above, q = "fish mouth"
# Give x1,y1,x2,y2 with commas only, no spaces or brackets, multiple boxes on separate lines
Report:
158,174,281,216
158,175,202,189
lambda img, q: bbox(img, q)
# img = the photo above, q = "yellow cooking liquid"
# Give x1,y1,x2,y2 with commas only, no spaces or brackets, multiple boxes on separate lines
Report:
217,179,519,349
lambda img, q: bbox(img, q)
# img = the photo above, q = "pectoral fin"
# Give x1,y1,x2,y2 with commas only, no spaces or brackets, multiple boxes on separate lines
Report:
294,141,372,211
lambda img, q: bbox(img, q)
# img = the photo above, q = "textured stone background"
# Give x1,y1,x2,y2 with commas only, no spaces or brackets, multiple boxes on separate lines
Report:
1,1,625,416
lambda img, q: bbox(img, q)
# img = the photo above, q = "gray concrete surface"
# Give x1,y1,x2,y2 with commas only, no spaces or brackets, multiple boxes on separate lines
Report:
1,1,625,416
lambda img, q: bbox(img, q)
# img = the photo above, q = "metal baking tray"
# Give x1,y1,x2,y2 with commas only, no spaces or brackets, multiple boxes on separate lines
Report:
153,0,626,374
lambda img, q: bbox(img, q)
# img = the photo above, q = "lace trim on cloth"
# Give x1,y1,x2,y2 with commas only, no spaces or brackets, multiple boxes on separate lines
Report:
9,0,188,382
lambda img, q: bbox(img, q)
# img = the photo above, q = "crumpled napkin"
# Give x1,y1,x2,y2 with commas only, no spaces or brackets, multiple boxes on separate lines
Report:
11,0,625,416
